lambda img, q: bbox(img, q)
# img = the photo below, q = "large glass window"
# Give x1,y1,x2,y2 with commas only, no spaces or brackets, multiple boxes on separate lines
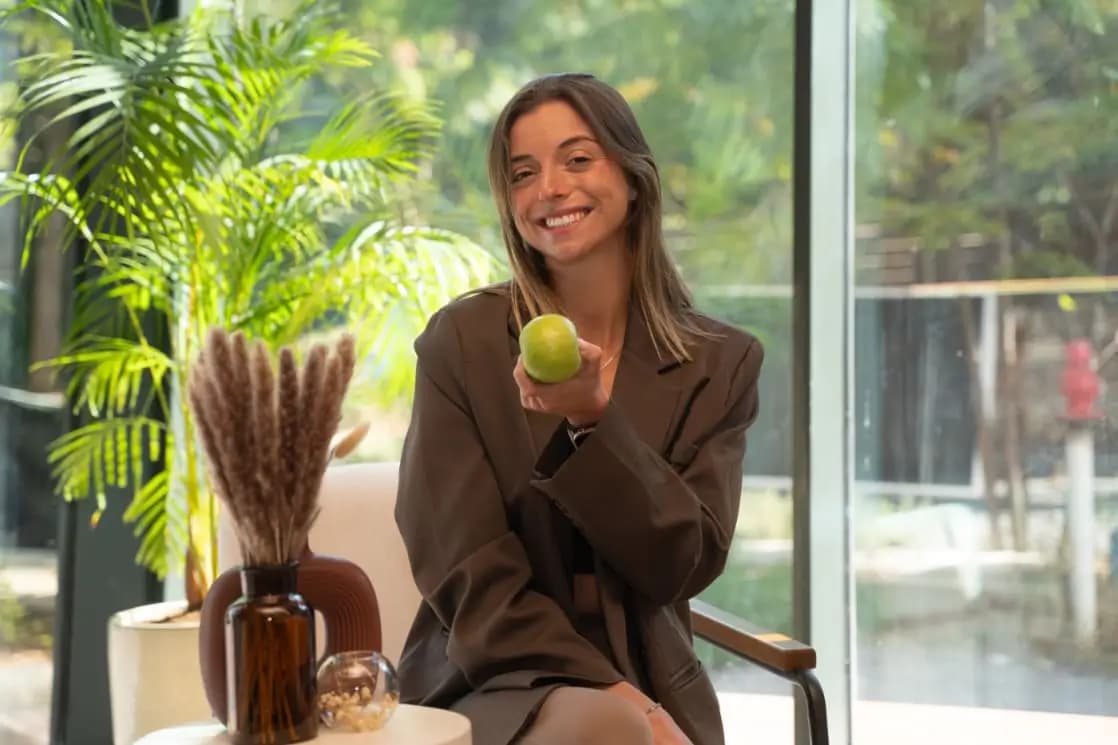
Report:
853,1,1118,741
241,0,799,737
15,1,1115,743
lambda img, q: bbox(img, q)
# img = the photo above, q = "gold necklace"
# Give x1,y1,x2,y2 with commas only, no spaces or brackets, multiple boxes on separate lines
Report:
600,350,620,369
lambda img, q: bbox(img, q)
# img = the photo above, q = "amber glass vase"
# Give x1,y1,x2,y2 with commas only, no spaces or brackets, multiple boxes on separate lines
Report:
225,563,317,745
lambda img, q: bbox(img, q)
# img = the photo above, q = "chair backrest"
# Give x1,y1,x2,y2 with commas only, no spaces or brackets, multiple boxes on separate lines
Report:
217,460,421,664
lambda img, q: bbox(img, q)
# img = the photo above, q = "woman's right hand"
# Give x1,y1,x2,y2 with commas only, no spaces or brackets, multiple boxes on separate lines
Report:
513,339,610,427
604,681,694,745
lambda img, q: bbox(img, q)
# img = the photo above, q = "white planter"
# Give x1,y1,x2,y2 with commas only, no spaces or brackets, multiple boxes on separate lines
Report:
107,600,212,745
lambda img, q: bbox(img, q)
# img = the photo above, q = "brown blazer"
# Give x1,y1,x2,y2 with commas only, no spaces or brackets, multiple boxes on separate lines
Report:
394,283,763,745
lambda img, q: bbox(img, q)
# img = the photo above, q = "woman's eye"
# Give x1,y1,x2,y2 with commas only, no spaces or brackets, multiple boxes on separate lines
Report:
568,155,592,167
511,170,533,183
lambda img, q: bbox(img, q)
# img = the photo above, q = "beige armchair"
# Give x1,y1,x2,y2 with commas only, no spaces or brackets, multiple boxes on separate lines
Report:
218,461,827,744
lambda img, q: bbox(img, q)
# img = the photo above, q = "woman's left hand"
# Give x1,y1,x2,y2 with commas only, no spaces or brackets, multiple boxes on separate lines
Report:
514,339,610,426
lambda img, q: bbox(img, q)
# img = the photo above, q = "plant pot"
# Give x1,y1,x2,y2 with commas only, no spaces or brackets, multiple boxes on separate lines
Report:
107,600,211,745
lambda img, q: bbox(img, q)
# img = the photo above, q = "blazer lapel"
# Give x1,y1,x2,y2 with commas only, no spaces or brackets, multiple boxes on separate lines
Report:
610,302,706,457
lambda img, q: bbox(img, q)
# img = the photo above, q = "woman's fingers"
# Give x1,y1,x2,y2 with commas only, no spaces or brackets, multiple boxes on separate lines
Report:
513,355,532,389
577,338,603,367
648,709,694,745
513,349,607,421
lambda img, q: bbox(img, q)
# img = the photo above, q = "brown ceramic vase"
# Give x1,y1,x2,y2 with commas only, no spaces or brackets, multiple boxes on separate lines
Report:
198,547,382,728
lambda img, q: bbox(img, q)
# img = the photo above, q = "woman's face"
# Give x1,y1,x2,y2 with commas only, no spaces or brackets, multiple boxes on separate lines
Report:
506,100,631,268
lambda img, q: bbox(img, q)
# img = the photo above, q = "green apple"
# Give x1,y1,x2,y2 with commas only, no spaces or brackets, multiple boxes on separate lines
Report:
519,314,581,383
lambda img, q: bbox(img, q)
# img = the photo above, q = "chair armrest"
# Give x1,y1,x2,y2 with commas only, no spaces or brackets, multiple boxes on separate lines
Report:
689,598,816,674
689,599,830,745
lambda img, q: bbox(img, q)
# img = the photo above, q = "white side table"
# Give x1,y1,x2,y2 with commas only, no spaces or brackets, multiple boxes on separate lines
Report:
133,705,471,745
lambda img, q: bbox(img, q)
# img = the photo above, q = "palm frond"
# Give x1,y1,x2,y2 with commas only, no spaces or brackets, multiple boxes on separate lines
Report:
11,5,237,243
34,335,173,417
122,469,188,580
235,220,494,367
0,0,71,27
303,93,441,181
47,415,166,508
333,226,496,404
0,171,97,270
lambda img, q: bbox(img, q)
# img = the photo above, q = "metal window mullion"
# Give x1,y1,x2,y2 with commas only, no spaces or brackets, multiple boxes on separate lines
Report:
792,0,855,744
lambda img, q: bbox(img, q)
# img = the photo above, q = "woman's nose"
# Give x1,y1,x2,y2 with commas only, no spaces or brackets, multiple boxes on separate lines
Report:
537,166,570,201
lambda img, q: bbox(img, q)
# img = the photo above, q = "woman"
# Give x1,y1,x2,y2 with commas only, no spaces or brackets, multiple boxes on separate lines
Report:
394,73,764,745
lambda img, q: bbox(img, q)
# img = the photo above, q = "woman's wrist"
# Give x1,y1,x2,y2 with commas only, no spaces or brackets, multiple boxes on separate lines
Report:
566,390,609,427
566,421,596,447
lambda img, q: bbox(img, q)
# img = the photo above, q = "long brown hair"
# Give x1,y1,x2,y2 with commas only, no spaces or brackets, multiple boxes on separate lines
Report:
486,73,709,362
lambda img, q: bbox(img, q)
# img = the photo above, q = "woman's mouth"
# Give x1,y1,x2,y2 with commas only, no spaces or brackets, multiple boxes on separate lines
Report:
540,208,591,230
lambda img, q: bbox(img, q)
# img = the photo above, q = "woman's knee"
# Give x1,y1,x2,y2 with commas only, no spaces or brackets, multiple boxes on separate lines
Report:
521,686,653,745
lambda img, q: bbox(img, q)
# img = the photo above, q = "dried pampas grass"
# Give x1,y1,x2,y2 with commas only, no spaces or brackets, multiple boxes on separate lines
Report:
188,328,357,567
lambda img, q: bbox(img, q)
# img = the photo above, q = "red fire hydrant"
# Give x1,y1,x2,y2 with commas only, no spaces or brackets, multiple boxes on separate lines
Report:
1062,339,1102,422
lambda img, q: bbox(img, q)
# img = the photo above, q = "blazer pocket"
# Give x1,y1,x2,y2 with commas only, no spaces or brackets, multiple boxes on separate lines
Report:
668,658,704,691
661,660,721,745
667,439,700,470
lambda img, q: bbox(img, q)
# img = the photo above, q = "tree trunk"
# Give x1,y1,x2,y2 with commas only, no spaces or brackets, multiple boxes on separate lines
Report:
1002,306,1029,551
959,294,1003,549
1096,186,1117,275
975,0,1014,550
26,105,71,392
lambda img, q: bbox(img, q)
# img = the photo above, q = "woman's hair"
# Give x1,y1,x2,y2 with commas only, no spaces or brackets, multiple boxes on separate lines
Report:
486,72,708,362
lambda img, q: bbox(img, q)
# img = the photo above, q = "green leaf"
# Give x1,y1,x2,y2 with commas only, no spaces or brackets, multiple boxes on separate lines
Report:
46,416,165,508
35,335,173,417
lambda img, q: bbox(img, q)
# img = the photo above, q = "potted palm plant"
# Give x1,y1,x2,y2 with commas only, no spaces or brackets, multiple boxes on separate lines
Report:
0,0,492,741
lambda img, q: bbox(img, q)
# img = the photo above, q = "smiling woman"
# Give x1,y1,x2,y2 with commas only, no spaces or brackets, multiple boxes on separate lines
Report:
392,73,766,745
506,115,631,268
485,75,714,369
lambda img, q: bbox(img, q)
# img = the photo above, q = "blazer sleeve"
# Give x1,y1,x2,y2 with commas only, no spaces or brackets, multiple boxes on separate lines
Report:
394,306,622,692
529,337,764,606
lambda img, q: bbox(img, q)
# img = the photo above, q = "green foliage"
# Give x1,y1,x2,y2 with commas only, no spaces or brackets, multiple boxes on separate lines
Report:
0,580,52,651
246,0,1116,288
697,561,792,672
857,1,1118,276
233,4,1117,487
1,0,493,588
243,0,796,294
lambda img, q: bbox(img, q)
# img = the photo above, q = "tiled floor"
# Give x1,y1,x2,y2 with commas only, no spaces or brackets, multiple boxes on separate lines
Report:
0,549,55,745
0,650,51,744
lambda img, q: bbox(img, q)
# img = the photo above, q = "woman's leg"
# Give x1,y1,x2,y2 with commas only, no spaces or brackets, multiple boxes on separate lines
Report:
516,686,653,745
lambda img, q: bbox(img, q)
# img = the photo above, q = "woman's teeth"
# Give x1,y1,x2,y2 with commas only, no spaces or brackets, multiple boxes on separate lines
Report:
545,209,589,228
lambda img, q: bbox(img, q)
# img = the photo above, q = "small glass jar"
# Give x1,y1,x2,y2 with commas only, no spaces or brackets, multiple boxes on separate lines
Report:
316,650,400,732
